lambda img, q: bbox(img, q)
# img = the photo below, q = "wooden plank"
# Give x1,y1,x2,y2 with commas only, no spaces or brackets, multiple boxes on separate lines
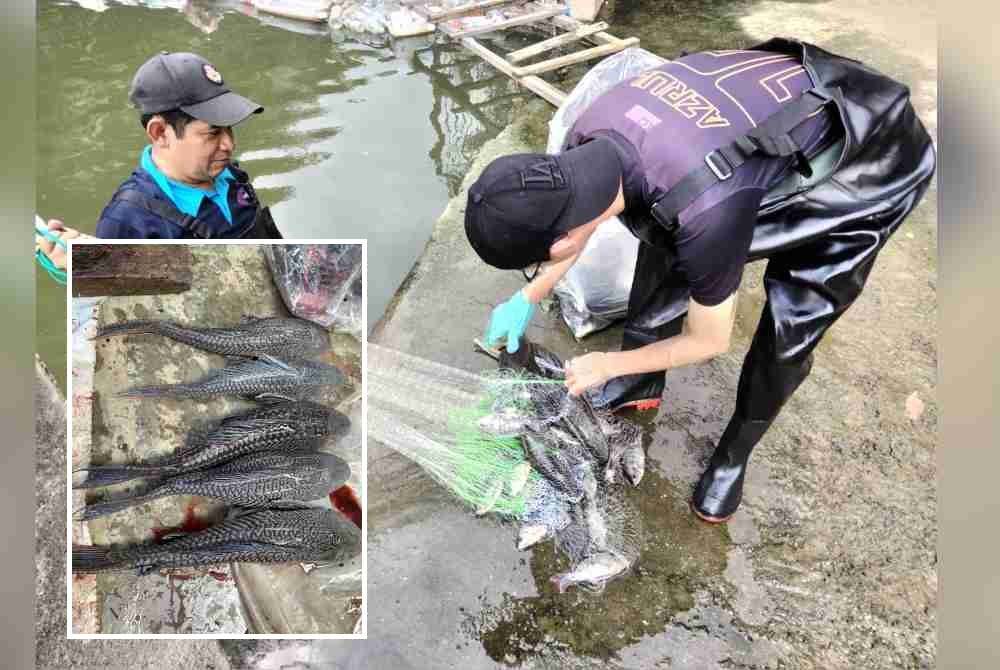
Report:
507,21,608,63
460,37,567,106
550,13,621,46
519,74,568,106
441,7,564,38
512,37,639,77
415,0,525,23
71,244,193,297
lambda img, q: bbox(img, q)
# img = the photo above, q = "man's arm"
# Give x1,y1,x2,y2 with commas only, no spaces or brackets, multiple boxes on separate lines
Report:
565,294,736,395
522,249,582,304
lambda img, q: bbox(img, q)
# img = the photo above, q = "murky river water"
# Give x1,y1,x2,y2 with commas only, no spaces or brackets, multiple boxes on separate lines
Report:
37,0,534,388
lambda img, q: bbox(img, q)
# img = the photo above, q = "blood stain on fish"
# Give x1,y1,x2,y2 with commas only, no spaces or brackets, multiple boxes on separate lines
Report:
329,485,362,528
151,504,214,542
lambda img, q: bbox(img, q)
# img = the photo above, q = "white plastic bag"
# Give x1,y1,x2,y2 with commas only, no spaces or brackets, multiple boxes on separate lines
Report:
547,48,667,339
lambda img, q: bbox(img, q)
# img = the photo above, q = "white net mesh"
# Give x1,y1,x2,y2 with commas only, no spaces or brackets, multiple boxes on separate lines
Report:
368,343,644,591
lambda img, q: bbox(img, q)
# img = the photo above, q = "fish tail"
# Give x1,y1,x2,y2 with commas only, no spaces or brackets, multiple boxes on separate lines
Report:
73,465,157,489
72,545,117,572
74,491,161,521
96,320,165,339
117,383,186,399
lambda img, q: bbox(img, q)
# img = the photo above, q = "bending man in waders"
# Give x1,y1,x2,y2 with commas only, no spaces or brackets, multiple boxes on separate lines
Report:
96,51,281,239
465,40,935,523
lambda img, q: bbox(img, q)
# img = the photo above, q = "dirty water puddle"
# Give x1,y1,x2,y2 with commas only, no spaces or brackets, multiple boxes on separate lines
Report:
465,472,729,663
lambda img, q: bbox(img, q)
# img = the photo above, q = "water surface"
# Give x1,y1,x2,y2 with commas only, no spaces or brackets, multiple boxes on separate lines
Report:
37,0,532,387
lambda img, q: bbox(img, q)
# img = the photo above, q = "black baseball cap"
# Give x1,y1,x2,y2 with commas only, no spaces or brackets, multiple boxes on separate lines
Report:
129,52,263,127
464,138,622,270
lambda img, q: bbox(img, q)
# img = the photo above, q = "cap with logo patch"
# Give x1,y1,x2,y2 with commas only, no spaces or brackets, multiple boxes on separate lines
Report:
464,138,623,270
129,52,263,127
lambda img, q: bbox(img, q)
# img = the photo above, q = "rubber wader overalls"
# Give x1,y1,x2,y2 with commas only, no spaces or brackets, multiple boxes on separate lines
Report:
567,39,936,521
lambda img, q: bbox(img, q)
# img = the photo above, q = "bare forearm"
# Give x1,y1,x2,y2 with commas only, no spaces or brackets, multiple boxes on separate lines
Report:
522,252,579,303
606,331,725,377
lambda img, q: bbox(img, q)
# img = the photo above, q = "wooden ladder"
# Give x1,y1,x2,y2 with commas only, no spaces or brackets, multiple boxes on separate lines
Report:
404,1,639,106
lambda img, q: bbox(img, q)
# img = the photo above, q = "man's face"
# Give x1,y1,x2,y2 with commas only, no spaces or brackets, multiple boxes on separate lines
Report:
155,118,235,186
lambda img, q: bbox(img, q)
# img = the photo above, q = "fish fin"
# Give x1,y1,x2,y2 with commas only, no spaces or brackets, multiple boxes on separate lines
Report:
256,354,294,372
267,501,315,511
73,466,152,489
72,545,116,573
253,394,294,406
74,490,160,521
252,392,298,403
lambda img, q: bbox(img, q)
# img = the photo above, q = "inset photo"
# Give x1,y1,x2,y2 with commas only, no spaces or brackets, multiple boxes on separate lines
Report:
66,242,365,638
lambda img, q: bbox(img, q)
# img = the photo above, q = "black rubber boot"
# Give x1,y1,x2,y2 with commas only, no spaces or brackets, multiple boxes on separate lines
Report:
691,419,770,522
585,371,665,412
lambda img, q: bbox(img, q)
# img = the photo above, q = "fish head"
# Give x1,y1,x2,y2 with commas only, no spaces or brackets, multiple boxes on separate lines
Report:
304,321,332,354
308,360,346,386
572,463,598,499
326,408,352,440
622,446,645,487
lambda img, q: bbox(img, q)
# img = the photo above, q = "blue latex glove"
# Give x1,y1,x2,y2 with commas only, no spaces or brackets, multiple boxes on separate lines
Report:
484,290,535,353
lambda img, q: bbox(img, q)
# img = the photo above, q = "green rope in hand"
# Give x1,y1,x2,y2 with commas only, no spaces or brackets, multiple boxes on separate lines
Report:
35,221,67,285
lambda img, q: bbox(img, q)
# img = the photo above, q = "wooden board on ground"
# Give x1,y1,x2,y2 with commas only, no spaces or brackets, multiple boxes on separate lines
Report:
506,21,608,63
511,36,639,76
71,245,193,297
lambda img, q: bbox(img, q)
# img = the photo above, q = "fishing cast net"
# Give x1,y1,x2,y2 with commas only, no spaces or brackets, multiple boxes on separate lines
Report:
368,343,644,591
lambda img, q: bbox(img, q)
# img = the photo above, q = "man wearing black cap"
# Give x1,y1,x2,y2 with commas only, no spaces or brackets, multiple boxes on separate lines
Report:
95,51,281,239
465,41,935,523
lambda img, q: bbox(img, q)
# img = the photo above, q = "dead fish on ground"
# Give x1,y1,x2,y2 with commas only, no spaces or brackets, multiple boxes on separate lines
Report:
477,407,540,438
119,354,344,401
517,477,572,550
75,451,350,521
74,401,348,489
96,316,329,359
621,442,646,487
550,551,631,593
507,462,531,496
522,432,580,500
557,395,610,465
72,507,361,574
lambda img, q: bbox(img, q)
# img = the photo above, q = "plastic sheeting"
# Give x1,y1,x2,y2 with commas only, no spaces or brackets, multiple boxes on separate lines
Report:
547,48,667,339
265,244,363,336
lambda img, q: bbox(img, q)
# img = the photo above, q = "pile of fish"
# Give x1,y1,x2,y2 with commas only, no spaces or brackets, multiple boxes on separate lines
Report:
474,339,645,593
72,316,360,574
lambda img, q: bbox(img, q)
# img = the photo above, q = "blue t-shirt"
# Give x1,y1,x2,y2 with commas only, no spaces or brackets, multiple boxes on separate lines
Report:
140,145,235,224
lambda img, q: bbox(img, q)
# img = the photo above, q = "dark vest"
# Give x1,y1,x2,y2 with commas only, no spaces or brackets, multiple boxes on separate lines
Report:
104,163,282,239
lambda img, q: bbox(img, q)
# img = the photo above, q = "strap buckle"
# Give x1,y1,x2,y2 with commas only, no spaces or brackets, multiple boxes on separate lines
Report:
704,150,733,181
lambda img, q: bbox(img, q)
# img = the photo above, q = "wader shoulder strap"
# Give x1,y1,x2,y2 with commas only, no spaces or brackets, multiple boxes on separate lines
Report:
113,188,215,239
650,89,834,232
